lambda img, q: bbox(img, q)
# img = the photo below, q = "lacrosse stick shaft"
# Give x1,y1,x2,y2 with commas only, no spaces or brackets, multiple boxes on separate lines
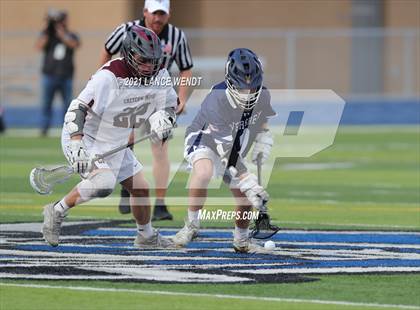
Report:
93,132,153,161
250,151,280,239
256,152,268,213
30,132,154,195
256,152,263,185
94,122,177,160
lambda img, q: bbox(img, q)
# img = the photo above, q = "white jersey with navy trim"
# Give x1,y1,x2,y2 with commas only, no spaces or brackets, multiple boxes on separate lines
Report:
104,19,193,72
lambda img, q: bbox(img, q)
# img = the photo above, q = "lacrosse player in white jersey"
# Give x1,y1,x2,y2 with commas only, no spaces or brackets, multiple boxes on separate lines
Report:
41,25,177,248
101,0,193,220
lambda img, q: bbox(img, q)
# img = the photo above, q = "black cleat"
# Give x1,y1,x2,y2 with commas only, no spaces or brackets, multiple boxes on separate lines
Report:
152,204,173,221
118,188,131,214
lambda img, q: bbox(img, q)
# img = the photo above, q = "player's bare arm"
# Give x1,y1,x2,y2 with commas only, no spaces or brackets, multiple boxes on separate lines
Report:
99,47,112,66
176,69,193,113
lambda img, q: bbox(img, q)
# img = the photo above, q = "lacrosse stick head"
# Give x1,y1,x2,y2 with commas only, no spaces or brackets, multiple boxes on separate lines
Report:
30,167,52,195
250,212,280,240
29,166,73,195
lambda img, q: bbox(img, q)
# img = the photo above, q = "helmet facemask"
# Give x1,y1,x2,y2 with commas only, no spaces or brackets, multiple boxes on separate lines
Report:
126,49,162,79
226,77,262,110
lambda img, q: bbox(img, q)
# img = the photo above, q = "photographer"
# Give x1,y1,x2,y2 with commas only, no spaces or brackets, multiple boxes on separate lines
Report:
36,9,80,136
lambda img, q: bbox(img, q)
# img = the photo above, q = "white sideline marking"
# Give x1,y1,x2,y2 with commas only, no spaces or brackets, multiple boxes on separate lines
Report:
0,283,418,309
3,192,419,208
0,221,108,232
282,198,419,207
282,162,355,170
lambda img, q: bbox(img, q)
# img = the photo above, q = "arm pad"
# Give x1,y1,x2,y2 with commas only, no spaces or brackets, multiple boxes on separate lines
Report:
64,99,88,137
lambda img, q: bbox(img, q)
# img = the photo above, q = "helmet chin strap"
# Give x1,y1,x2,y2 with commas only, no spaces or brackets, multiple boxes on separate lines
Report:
226,85,262,111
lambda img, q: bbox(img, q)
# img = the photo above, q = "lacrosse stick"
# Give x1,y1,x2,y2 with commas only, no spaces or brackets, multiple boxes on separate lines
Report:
249,152,280,239
29,132,154,195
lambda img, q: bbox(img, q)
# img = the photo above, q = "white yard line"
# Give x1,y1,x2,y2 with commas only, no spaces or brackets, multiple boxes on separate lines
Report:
271,220,420,230
0,283,418,309
279,198,419,206
282,162,355,170
233,267,420,275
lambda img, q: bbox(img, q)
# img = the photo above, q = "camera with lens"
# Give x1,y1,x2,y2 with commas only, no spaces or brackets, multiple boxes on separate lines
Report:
46,9,67,37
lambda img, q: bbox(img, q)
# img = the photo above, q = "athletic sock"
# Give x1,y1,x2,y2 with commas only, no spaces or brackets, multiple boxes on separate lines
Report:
188,209,200,225
137,222,154,239
54,198,70,216
234,226,249,240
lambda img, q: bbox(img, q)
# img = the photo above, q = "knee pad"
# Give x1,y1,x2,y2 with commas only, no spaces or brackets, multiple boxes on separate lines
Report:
77,170,116,201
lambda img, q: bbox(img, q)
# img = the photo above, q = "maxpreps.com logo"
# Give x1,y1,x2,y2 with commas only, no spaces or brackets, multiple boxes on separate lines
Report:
199,209,259,221
0,221,419,283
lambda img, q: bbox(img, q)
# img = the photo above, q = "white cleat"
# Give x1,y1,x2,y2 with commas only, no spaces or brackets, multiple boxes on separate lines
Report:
233,236,267,254
172,219,199,247
42,202,66,247
134,230,173,249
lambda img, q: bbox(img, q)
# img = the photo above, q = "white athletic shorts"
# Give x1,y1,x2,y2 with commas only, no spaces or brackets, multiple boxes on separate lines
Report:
184,143,241,188
61,130,143,183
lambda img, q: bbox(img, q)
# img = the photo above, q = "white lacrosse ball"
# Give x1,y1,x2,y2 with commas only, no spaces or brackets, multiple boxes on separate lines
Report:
264,240,276,250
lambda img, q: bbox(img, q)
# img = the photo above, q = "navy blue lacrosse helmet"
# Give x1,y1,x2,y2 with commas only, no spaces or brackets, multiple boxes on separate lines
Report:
225,48,263,110
121,25,163,78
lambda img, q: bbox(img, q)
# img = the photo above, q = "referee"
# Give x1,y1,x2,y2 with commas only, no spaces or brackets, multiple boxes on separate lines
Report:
99,0,193,220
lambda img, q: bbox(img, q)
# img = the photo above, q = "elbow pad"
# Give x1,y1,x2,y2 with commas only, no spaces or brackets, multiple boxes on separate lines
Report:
64,99,88,137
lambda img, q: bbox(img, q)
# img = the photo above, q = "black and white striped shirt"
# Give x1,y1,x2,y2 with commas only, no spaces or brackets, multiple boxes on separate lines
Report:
104,19,193,72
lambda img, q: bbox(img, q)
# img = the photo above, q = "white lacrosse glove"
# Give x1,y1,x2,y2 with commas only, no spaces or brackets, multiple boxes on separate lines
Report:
237,173,269,210
148,110,175,143
251,130,273,165
67,140,91,174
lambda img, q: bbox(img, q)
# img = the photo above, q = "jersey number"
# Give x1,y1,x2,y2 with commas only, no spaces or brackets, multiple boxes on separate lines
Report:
113,103,152,128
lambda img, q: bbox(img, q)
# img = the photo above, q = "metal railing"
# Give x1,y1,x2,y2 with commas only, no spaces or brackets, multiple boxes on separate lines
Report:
0,28,418,108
